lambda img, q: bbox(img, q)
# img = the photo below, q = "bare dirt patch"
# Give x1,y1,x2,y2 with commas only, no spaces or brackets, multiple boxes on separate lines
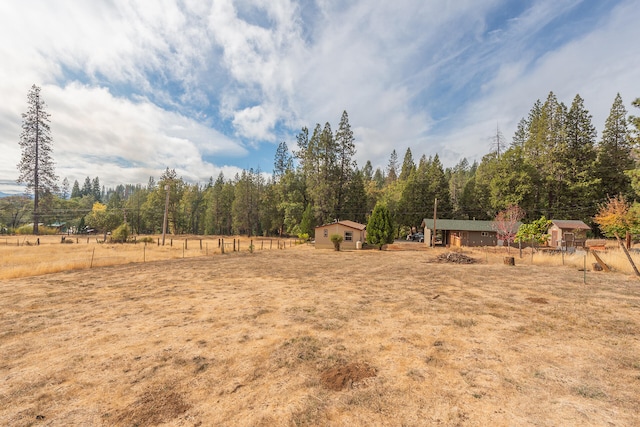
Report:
320,362,377,391
1,245,639,426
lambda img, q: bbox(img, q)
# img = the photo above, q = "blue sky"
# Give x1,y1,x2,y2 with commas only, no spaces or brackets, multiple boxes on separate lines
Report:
1,0,639,195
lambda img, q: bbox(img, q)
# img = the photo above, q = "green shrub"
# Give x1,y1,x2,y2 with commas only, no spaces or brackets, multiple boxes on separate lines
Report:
298,232,310,241
15,225,58,235
111,223,130,243
138,236,155,243
330,234,343,251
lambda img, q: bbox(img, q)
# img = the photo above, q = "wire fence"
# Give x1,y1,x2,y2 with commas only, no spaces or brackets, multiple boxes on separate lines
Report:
0,236,304,280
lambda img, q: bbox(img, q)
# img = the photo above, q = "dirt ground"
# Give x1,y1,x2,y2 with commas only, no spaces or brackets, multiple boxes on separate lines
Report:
1,245,639,426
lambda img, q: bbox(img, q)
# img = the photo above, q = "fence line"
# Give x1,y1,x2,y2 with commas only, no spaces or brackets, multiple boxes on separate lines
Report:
1,237,303,280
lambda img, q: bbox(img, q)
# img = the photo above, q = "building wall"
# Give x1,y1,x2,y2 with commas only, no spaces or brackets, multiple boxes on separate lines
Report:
548,225,588,247
315,224,366,249
447,230,497,247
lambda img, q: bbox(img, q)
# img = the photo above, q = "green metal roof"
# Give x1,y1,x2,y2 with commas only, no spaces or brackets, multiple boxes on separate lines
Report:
421,218,503,232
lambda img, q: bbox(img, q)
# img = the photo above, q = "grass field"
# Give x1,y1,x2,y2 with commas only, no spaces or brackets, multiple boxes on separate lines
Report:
1,242,639,426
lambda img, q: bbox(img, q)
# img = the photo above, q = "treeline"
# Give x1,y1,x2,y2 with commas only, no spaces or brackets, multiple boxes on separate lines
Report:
2,94,639,237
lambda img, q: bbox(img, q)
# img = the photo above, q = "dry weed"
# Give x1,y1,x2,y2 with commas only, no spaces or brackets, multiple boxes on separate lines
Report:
1,244,639,425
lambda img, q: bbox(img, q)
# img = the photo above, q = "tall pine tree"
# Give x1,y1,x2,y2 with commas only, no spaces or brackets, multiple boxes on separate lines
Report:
334,111,356,220
595,93,634,200
17,84,58,234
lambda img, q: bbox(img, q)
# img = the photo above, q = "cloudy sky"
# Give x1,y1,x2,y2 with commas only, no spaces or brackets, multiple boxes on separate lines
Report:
1,0,639,195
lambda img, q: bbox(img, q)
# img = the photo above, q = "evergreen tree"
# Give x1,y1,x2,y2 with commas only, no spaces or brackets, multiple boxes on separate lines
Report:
595,93,634,200
82,177,92,196
306,122,338,224
386,149,399,183
299,203,314,237
334,111,356,219
124,184,148,234
399,148,415,181
427,155,451,217
142,168,185,235
60,177,70,200
362,161,373,181
630,98,640,143
92,177,102,202
372,168,385,189
232,169,261,236
17,84,58,234
448,158,472,218
259,179,281,236
563,94,598,218
71,180,82,198
180,183,206,234
277,169,306,236
628,98,640,196
293,127,309,168
511,118,529,148
486,147,537,214
343,169,368,224
273,141,293,180
366,202,394,249
204,172,234,235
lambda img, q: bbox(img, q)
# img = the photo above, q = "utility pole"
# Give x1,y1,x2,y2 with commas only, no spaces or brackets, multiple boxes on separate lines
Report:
432,197,438,247
162,184,170,246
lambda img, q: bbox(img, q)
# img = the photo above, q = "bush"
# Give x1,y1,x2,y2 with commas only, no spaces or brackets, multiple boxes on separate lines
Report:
297,232,310,242
367,202,394,249
138,236,155,243
15,225,58,235
111,223,130,243
330,234,343,251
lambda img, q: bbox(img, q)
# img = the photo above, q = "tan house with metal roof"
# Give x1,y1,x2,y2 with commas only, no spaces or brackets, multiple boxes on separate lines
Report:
548,219,591,248
314,220,366,250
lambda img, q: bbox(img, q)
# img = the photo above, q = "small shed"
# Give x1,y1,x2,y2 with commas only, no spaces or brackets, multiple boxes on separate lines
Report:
548,220,591,248
421,219,501,247
314,220,366,250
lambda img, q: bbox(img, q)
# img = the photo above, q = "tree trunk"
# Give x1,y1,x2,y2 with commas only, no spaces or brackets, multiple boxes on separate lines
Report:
614,232,640,278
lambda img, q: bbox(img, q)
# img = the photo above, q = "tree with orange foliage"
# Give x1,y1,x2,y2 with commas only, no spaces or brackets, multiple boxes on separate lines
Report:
594,195,640,277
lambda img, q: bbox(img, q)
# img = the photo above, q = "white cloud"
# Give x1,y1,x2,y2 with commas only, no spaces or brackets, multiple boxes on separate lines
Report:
2,0,640,196
2,83,247,193
434,0,640,167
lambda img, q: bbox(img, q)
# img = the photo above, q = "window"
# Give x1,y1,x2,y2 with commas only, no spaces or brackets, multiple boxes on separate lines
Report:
481,232,489,237
324,229,328,238
345,231,353,241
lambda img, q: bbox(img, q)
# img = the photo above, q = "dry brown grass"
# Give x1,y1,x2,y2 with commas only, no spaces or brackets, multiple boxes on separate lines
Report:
1,243,639,426
0,235,298,280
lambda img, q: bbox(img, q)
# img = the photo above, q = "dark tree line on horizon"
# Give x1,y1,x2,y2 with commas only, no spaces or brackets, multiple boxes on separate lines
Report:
4,89,640,238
